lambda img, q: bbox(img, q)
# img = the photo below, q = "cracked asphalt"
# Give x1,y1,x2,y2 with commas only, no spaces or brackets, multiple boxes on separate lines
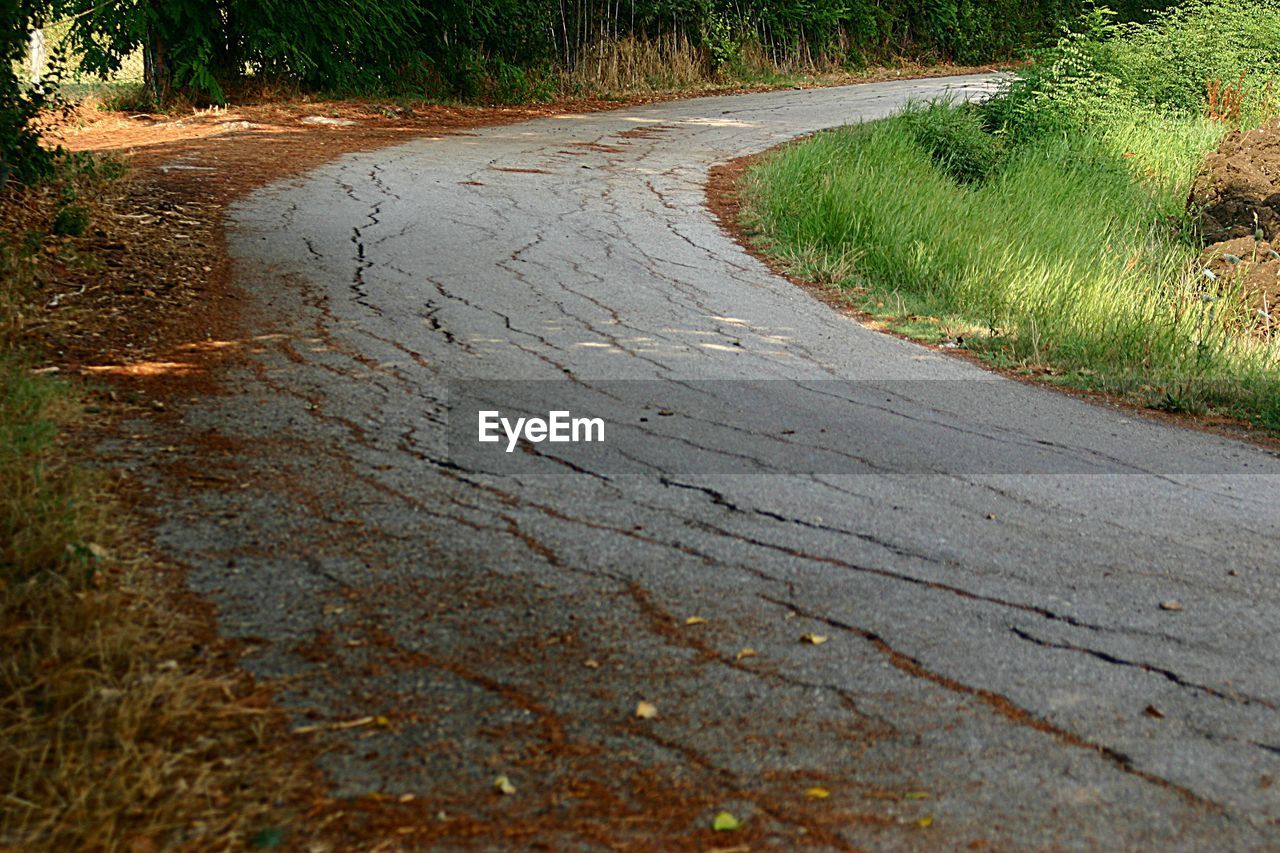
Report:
154,75,1280,847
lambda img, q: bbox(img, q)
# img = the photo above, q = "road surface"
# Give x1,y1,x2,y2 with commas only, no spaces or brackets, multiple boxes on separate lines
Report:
159,76,1280,847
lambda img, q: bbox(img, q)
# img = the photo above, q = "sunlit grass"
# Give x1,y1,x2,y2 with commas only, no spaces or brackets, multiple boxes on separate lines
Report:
742,103,1280,428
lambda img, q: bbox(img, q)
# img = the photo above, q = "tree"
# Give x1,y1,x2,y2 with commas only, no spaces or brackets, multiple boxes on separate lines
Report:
56,0,424,105
1,0,60,186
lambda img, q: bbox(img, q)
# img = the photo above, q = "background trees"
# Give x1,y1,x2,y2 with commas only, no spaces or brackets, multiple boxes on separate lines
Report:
4,0,1183,184
21,0,1137,106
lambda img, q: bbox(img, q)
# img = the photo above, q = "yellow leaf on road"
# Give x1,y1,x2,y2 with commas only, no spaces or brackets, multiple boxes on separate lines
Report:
735,647,757,661
494,775,516,795
805,787,830,799
685,616,707,625
635,701,658,719
917,815,933,828
800,633,828,645
712,811,741,831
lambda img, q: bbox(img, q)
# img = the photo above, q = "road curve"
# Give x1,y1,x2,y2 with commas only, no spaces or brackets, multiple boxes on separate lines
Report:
164,76,1280,847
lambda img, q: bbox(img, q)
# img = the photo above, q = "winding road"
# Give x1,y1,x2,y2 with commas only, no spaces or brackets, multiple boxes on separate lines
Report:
161,75,1280,847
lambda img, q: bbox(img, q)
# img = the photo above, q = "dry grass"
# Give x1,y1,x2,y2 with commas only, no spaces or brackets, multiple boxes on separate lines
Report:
552,36,1013,107
561,34,713,93
0,552,318,848
0,164,320,850
558,35,868,96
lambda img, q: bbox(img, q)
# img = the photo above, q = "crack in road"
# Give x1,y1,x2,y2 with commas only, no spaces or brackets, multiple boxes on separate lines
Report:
155,76,1280,845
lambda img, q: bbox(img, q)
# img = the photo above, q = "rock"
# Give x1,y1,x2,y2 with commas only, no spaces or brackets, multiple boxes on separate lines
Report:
301,115,358,127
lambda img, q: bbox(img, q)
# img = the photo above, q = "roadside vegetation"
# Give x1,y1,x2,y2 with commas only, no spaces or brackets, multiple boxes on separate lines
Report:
15,0,1180,112
0,152,323,848
741,0,1280,429
5,11,322,845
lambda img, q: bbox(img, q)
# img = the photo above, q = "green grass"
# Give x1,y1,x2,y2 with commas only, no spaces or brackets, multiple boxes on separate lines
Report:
741,0,1280,430
0,358,91,584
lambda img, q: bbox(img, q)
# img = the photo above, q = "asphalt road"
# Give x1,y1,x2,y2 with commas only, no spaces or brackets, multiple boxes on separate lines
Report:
160,75,1280,847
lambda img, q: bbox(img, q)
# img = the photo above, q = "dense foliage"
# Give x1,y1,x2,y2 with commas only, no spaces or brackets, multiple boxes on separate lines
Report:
21,0,1142,106
2,0,1185,184
2,1,62,185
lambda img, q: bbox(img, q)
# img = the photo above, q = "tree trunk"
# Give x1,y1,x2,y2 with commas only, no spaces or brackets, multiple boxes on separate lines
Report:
143,26,171,106
28,29,45,91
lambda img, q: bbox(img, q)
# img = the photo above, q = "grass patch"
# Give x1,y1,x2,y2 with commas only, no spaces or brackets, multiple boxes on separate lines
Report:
741,0,1280,430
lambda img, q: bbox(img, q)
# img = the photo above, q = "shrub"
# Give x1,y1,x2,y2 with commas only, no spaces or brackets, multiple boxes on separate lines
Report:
51,203,88,237
899,100,1005,183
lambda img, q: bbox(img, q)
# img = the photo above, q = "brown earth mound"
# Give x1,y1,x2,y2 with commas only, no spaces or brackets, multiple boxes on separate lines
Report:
1189,122,1280,332
1191,122,1280,243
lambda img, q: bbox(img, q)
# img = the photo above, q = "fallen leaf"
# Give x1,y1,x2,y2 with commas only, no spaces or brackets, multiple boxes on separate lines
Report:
635,701,658,719
918,815,933,828
800,633,828,645
805,787,830,799
904,791,930,800
684,616,707,625
584,658,601,669
712,811,741,831
1159,600,1184,611
374,715,391,727
735,647,757,661
494,775,516,795
1144,704,1165,719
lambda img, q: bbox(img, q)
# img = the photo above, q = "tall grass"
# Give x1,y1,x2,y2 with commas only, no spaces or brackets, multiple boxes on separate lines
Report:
742,0,1280,428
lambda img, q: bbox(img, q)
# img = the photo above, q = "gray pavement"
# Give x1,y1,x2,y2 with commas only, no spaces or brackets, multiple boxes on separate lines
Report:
155,75,1280,847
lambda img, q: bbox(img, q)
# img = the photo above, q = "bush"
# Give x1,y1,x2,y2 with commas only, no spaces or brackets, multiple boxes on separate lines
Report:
2,7,64,186
51,203,89,237
899,100,1005,183
984,0,1280,141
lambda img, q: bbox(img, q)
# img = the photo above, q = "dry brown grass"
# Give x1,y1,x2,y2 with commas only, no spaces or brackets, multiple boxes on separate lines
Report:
556,35,1005,101
0,164,320,850
561,34,711,93
0,549,319,848
558,35,853,95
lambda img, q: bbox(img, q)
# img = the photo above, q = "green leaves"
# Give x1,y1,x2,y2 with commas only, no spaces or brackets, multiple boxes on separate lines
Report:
23,0,1106,109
